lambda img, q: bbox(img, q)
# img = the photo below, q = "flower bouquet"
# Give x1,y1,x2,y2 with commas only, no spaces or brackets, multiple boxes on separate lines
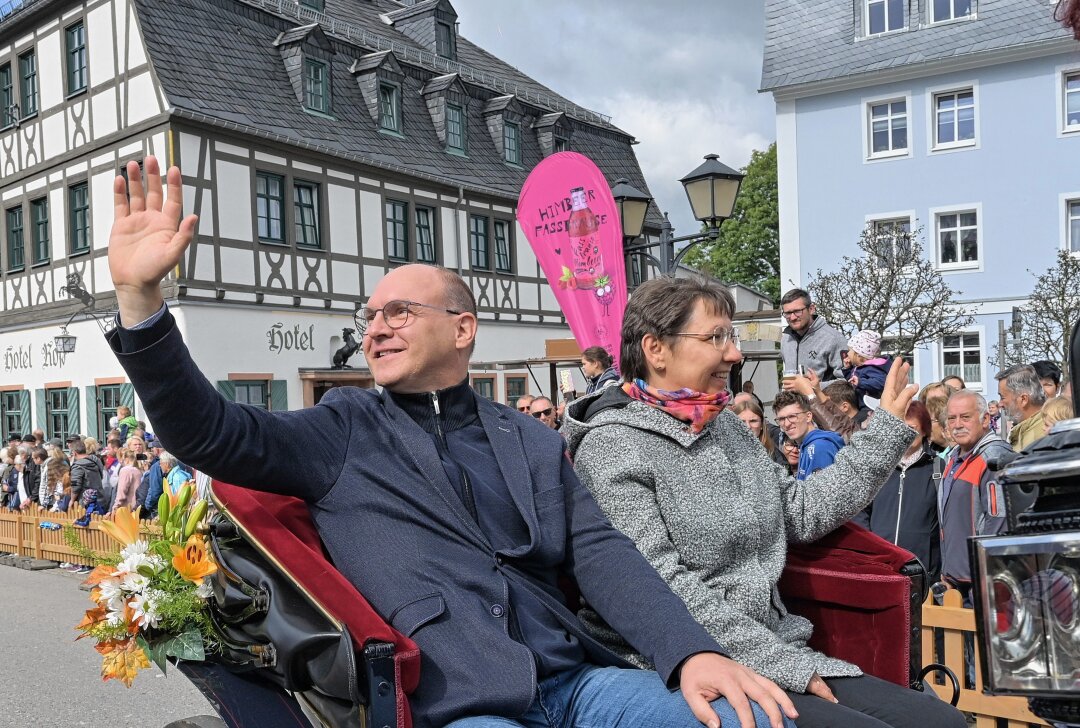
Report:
74,482,217,686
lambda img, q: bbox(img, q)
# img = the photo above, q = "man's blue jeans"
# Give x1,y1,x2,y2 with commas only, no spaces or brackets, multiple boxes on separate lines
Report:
444,664,792,728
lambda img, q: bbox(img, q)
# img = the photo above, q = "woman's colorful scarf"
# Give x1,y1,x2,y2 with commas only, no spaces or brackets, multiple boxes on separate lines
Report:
623,379,730,434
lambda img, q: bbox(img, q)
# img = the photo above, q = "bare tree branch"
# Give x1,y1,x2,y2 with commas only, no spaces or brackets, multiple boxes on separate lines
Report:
806,224,974,355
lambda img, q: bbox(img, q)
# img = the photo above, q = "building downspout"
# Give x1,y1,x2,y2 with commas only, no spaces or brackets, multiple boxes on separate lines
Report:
455,185,466,275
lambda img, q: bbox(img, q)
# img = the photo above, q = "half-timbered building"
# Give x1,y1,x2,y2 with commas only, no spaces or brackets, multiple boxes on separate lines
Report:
0,0,661,440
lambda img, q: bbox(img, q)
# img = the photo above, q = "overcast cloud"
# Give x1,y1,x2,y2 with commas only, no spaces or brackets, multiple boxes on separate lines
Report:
455,1,775,236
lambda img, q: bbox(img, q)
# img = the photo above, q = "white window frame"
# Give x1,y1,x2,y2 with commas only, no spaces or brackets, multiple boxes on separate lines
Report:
864,210,916,268
928,0,976,25
939,327,986,392
1056,64,1080,137
862,93,912,161
864,0,906,36
930,202,983,272
1061,191,1080,256
927,81,979,153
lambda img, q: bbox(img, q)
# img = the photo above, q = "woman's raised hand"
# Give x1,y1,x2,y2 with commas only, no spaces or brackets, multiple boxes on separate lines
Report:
109,156,198,326
879,358,919,420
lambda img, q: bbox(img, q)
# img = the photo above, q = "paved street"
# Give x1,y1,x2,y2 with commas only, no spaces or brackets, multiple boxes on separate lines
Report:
0,564,215,728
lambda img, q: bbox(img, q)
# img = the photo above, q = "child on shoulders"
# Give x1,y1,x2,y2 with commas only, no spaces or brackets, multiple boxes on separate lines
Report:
844,330,892,400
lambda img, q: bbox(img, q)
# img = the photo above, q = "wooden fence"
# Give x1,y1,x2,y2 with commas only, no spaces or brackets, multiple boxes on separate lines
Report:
921,587,1047,727
0,505,158,564
0,507,1053,725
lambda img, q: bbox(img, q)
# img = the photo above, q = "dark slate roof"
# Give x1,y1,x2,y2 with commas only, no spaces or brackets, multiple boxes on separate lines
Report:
482,94,516,114
132,0,660,222
382,0,442,23
420,72,460,95
273,22,321,47
349,49,395,73
761,0,1075,92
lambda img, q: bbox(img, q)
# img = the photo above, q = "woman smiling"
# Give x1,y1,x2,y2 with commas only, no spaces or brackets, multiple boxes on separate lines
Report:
563,277,965,728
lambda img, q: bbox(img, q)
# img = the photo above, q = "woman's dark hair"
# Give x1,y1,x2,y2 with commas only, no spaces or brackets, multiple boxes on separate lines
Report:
905,399,932,440
620,277,736,382
1056,0,1080,39
581,346,613,370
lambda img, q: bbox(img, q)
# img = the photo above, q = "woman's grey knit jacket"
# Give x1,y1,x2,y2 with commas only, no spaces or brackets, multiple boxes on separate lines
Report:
563,390,915,693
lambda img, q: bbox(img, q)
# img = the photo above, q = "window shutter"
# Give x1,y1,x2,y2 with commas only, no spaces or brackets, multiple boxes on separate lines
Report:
67,387,80,437
85,386,99,440
216,381,236,401
120,383,135,418
18,391,30,436
270,380,288,412
35,388,46,433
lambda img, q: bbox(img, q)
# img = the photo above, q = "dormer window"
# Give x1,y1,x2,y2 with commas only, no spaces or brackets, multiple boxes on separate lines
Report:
446,103,465,153
534,112,573,157
274,23,335,117
385,0,459,60
351,50,406,135
483,94,525,165
422,72,470,156
304,59,330,113
379,83,400,132
436,21,456,60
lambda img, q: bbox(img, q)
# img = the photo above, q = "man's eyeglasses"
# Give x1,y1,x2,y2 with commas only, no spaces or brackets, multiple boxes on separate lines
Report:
355,300,462,336
671,327,740,351
531,408,553,418
517,406,531,412
781,305,810,319
776,411,810,426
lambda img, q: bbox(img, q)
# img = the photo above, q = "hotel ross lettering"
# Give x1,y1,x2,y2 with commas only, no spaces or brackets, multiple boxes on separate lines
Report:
267,323,316,355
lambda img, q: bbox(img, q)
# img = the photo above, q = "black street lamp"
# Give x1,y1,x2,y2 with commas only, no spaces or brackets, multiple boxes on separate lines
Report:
53,272,117,353
614,153,745,276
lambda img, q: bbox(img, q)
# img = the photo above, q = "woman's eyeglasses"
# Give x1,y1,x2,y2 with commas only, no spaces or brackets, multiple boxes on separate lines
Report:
354,300,462,336
671,326,740,351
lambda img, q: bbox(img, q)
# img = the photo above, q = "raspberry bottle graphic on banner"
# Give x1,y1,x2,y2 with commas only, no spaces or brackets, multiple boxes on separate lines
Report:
567,187,606,289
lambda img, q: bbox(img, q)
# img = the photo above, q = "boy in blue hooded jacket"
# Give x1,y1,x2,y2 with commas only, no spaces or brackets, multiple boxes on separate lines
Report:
772,391,846,480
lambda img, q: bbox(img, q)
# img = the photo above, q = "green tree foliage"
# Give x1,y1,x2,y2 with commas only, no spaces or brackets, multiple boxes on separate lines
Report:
683,143,780,302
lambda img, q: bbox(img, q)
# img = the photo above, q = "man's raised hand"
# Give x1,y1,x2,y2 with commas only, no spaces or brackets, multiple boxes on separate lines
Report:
109,156,198,327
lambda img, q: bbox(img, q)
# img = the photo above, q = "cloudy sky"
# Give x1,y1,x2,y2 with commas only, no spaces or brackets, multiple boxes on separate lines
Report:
454,1,775,236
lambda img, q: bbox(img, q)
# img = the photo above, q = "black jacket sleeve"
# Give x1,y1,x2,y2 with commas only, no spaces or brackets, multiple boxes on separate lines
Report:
106,309,351,502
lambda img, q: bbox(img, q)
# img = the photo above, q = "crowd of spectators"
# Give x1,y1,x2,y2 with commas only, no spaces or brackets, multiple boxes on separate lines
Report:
0,405,197,574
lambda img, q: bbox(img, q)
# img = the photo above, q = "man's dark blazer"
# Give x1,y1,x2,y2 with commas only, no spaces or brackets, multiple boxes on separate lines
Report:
107,310,725,728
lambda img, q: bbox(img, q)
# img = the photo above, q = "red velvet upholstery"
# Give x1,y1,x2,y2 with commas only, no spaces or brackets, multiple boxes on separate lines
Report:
211,481,421,728
779,522,918,688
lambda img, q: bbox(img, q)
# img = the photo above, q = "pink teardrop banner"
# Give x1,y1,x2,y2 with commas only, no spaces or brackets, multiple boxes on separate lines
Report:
517,152,628,368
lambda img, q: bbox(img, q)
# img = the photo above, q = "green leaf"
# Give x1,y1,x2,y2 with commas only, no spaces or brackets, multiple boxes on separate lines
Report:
137,565,156,579
137,635,169,675
162,628,206,662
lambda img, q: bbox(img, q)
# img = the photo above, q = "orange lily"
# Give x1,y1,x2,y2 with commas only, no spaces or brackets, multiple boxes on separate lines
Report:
98,507,142,547
170,534,217,584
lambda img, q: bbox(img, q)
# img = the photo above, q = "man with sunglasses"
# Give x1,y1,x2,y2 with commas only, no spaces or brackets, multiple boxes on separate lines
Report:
515,394,535,414
102,158,794,728
778,288,847,384
528,396,559,429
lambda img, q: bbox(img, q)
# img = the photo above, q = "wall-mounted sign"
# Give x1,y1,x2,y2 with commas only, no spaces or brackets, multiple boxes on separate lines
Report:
267,323,316,355
4,345,32,372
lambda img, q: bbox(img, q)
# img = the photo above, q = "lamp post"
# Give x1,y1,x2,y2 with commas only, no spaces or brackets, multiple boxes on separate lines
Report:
53,272,117,353
613,153,745,276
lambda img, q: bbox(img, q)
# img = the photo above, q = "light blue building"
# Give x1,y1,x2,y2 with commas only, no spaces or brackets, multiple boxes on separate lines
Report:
762,0,1080,394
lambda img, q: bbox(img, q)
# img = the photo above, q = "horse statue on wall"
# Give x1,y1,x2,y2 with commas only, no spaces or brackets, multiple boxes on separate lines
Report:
332,328,360,369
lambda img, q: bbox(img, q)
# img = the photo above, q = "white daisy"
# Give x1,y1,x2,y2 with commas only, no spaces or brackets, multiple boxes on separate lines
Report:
119,540,150,561
116,552,152,576
130,592,161,629
121,573,150,594
98,577,123,604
